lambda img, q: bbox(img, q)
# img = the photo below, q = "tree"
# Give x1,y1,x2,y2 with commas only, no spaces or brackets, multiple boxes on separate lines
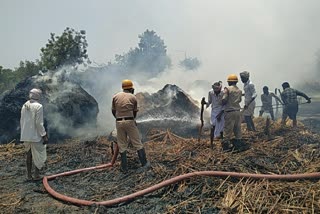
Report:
115,30,171,74
40,27,89,71
15,60,41,79
0,66,15,93
179,57,201,71
0,61,41,94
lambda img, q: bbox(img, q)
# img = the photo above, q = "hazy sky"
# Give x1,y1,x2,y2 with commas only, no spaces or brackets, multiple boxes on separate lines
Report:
1,0,320,90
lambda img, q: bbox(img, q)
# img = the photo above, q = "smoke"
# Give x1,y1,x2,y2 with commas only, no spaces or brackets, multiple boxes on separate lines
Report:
3,1,320,83
3,1,320,139
25,67,99,140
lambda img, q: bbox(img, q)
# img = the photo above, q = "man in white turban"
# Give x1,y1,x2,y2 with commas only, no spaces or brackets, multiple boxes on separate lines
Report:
20,88,48,180
205,81,224,149
240,71,257,132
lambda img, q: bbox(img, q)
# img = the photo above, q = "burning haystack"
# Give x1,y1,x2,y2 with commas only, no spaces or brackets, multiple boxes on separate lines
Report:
0,72,99,144
135,84,203,139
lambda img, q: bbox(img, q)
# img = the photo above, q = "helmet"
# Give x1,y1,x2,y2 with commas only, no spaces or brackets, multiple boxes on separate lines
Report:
122,79,134,89
227,74,238,82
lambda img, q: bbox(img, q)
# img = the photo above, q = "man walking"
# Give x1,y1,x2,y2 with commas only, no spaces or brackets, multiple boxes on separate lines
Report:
280,82,311,127
222,74,243,151
206,81,224,148
112,79,150,173
20,88,48,181
259,86,283,121
240,71,257,131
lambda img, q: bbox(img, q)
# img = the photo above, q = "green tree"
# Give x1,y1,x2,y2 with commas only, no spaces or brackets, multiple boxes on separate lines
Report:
0,61,41,94
179,57,201,71
40,27,89,71
0,66,15,93
15,60,41,79
115,30,171,74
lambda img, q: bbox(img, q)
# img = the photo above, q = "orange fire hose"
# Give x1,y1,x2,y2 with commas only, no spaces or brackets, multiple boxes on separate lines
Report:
43,143,320,206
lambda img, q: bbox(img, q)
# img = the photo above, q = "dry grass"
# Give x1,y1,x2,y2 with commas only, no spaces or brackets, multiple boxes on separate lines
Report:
1,117,320,213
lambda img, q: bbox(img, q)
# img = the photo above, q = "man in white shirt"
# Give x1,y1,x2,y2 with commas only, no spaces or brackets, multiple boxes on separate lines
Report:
206,81,224,148
20,88,48,180
240,71,257,132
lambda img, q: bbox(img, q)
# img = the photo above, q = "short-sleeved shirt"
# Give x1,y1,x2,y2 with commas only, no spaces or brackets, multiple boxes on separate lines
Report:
222,85,242,112
280,87,309,106
112,91,138,118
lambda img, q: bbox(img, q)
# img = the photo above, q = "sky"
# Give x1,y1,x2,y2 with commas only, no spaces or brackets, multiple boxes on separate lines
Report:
1,0,320,92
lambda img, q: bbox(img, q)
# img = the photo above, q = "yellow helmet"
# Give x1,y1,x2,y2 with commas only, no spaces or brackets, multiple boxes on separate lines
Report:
227,74,238,82
122,79,134,89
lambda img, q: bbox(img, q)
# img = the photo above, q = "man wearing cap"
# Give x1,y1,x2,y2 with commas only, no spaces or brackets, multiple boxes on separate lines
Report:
112,79,150,173
20,88,48,180
280,82,311,127
206,81,224,148
240,71,257,131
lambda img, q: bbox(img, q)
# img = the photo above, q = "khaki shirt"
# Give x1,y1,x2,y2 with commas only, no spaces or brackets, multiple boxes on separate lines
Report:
112,91,138,118
222,85,242,112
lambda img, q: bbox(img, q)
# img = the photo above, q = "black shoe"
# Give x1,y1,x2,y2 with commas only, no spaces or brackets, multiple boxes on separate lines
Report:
233,139,249,152
120,151,128,173
222,140,233,152
137,148,151,172
137,148,148,167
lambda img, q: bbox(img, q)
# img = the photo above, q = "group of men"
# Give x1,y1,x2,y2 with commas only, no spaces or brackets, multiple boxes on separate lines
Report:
20,80,150,179
204,71,312,151
20,74,312,179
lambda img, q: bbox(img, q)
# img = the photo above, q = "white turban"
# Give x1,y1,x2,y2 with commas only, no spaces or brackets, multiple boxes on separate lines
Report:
29,88,42,100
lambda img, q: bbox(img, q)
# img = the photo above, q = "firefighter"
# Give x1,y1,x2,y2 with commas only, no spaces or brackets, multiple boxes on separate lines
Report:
112,79,150,172
222,74,244,151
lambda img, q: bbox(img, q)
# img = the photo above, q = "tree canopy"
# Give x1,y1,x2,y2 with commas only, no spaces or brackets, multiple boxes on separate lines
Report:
179,57,201,71
40,27,89,71
0,27,89,94
0,61,41,94
115,29,171,74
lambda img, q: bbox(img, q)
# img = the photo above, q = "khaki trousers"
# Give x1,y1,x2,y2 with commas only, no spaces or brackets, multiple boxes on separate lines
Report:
116,120,143,153
224,111,242,140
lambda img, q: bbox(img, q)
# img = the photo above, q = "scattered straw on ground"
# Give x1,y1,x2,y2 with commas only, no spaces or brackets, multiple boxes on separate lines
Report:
1,117,320,213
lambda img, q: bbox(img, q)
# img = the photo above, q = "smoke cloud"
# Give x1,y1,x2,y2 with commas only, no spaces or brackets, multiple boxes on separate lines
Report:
2,1,320,138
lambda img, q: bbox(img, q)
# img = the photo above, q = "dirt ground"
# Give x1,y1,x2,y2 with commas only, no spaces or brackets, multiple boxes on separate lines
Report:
1,118,320,214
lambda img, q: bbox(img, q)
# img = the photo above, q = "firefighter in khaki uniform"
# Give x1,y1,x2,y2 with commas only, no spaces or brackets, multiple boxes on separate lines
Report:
112,79,150,172
221,74,245,151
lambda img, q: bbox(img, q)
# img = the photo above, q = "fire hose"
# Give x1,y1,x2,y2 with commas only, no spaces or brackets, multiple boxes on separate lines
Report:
43,143,320,207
